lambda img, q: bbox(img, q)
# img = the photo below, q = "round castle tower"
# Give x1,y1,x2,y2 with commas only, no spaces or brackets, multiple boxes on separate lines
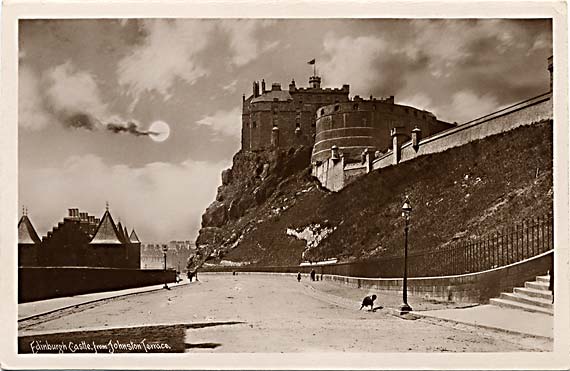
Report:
311,96,454,163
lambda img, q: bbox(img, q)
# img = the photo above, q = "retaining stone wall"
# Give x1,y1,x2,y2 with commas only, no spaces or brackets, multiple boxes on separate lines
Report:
19,267,177,303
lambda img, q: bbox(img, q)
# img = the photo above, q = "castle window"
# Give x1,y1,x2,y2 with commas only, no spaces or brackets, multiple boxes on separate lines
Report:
334,105,340,112
320,108,325,116
353,103,359,110
252,121,257,128
273,118,278,127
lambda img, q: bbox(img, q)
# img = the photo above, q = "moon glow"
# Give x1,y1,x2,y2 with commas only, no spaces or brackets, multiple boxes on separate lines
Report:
149,121,170,142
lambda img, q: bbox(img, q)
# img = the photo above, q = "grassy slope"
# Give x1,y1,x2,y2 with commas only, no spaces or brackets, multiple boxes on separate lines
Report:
217,121,553,266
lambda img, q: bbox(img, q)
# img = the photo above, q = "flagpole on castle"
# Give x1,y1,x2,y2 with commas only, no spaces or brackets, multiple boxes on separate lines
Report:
308,58,316,76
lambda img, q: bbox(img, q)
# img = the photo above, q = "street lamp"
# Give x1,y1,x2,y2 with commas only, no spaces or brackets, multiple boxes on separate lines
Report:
162,244,169,289
400,197,413,315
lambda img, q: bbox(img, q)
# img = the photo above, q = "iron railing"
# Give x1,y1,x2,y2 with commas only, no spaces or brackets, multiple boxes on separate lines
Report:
202,214,554,278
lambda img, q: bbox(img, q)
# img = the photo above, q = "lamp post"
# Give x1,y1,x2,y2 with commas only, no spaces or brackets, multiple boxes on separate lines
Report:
162,244,169,289
400,197,413,315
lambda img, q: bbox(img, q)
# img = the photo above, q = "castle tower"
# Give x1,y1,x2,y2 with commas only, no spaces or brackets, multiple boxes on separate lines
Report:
309,75,321,89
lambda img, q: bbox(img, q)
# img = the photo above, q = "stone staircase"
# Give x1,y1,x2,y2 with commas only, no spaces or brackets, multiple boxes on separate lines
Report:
489,275,553,316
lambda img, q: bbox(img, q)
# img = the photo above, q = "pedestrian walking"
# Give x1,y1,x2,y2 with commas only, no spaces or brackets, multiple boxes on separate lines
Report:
310,269,316,281
297,272,301,282
549,253,554,303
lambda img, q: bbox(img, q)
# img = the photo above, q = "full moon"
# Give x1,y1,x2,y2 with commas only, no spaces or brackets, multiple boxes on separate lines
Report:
149,120,170,142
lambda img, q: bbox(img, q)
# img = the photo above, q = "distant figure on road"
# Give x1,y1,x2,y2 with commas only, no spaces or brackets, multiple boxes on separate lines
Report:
310,269,316,281
297,272,301,282
549,253,554,303
360,294,377,311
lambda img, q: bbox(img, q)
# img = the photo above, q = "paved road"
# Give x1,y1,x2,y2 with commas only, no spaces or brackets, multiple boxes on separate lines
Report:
19,275,551,352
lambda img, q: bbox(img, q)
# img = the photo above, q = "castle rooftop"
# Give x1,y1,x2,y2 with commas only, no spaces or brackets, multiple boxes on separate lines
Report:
18,214,41,244
90,210,123,244
251,89,292,103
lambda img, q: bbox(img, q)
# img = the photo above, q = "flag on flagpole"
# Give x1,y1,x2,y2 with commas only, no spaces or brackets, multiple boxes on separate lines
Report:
307,59,315,65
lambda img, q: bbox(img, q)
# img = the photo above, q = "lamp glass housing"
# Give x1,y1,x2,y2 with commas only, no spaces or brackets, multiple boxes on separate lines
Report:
402,200,412,220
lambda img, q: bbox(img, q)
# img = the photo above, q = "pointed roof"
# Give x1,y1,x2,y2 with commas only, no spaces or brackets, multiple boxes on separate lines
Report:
123,226,129,243
116,221,127,243
129,229,141,243
90,210,123,244
18,215,41,244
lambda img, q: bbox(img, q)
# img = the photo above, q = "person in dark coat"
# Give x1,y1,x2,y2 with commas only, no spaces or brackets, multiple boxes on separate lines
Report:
297,272,302,282
549,253,554,303
360,294,377,311
310,269,316,281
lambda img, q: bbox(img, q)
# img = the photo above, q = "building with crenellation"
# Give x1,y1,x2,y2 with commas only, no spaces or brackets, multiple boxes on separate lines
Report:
241,73,455,164
18,206,141,269
242,76,350,151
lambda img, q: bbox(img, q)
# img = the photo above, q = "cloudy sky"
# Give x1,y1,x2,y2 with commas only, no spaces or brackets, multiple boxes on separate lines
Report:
19,19,552,242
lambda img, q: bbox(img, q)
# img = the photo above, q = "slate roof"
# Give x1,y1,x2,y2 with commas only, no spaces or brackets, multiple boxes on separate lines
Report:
129,229,141,243
90,210,123,244
123,226,130,244
251,90,292,103
18,215,41,244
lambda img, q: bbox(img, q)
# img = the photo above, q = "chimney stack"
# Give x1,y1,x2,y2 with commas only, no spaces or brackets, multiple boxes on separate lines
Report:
331,145,340,161
271,126,280,148
261,79,266,93
411,127,422,150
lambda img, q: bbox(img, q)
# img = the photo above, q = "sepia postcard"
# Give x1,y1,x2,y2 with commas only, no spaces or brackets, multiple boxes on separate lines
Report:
1,0,568,369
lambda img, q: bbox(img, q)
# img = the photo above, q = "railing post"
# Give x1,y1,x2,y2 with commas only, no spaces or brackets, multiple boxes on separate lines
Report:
540,215,544,253
496,232,501,267
525,220,529,259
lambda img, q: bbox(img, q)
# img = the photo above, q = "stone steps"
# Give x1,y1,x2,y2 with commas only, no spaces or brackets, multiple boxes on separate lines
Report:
489,298,554,315
525,280,550,291
499,292,553,309
490,275,553,316
513,287,553,300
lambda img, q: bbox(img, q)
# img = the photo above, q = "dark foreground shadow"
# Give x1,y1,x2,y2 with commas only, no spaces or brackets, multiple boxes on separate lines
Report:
372,306,384,311
185,321,244,329
185,342,222,349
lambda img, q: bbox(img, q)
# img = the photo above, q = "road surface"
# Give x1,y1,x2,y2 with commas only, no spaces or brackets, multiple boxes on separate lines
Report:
19,274,551,352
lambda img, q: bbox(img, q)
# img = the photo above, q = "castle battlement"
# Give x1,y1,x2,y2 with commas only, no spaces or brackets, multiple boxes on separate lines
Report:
241,75,350,151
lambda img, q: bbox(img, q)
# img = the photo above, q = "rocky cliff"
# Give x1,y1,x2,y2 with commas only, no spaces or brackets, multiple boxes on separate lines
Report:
192,121,553,270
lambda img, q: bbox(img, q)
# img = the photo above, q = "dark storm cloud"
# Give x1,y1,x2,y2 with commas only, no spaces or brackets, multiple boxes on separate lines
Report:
63,112,98,130
367,50,432,97
106,121,156,137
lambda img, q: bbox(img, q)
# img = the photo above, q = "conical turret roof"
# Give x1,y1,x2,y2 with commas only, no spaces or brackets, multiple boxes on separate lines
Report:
18,215,41,244
123,226,129,243
90,210,123,244
129,229,141,243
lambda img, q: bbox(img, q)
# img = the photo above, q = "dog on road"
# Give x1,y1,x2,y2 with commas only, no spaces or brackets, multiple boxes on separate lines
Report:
360,294,377,311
